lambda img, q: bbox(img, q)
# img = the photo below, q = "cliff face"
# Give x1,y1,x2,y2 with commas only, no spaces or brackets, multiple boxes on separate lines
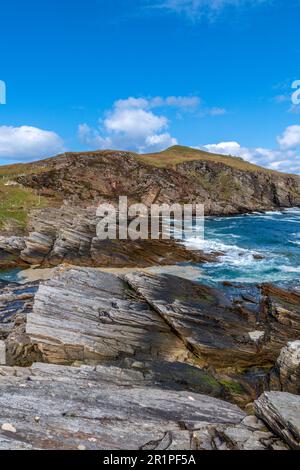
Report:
14,147,300,215
176,159,300,214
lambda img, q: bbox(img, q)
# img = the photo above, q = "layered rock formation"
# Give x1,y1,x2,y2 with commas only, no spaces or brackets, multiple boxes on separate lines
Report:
255,392,300,449
0,362,287,451
0,280,38,340
15,148,300,216
21,268,300,370
0,266,299,449
4,267,298,405
0,206,213,269
25,267,191,365
268,341,300,394
0,146,300,451
126,273,300,372
1,146,300,269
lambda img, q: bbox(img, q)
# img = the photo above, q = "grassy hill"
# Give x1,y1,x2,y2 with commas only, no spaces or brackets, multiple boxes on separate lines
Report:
137,145,282,174
0,145,298,232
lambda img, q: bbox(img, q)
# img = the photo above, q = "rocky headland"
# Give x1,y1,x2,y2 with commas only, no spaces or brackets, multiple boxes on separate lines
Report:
0,146,299,450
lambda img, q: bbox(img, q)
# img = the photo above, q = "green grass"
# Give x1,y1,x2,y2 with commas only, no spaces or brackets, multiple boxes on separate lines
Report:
0,159,53,231
220,379,245,395
0,181,47,230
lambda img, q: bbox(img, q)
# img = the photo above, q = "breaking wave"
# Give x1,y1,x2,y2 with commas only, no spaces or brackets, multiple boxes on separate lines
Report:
184,208,300,285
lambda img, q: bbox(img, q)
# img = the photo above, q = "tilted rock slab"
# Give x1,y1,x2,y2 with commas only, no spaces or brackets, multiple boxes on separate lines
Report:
26,268,300,371
18,207,211,268
255,392,300,449
26,267,191,364
125,273,300,368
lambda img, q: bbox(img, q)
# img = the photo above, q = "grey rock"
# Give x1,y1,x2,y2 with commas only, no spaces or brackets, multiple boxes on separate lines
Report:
0,363,245,450
0,281,38,339
16,207,211,268
125,273,300,369
0,362,286,450
255,391,300,449
26,267,192,364
269,341,300,394
241,414,266,431
0,341,5,365
0,236,26,254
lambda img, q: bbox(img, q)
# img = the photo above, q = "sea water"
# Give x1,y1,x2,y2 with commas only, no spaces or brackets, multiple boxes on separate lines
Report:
1,208,299,287
184,208,300,286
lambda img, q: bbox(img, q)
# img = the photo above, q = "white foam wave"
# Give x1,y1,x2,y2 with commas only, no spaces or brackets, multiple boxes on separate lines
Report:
281,266,300,273
289,240,300,246
283,208,300,214
264,211,283,215
184,236,265,267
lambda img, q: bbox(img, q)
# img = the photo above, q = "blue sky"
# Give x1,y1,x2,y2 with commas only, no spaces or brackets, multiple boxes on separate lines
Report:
0,0,300,172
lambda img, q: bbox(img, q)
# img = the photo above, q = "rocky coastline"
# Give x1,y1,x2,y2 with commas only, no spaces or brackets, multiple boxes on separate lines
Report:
0,262,299,449
0,148,300,450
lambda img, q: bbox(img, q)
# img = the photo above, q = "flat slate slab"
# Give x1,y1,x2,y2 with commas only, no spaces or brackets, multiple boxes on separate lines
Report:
0,363,246,450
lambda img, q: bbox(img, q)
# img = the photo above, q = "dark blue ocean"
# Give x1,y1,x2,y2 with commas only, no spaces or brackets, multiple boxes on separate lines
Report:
184,208,300,286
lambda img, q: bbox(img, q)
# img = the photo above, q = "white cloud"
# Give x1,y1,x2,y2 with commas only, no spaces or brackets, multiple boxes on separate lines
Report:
204,141,243,156
149,0,269,19
0,125,64,162
114,95,201,111
163,96,201,108
79,96,186,152
104,106,168,138
204,133,300,174
277,125,300,150
78,95,226,152
207,107,227,116
145,133,177,148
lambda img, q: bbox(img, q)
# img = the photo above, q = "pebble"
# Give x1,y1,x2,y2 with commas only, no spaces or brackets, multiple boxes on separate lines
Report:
1,423,17,433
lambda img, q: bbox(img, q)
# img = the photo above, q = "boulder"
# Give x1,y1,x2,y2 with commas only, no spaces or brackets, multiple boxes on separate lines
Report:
269,341,300,394
255,391,300,449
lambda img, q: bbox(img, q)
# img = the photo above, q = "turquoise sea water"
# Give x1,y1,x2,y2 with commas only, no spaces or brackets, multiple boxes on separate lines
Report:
184,208,300,286
0,267,22,283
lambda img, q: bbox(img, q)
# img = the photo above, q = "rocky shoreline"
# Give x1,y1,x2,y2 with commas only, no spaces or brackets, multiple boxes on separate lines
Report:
0,206,217,271
0,264,299,450
0,205,299,450
0,149,300,450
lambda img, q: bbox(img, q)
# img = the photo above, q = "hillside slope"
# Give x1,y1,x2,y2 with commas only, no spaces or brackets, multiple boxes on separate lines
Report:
0,146,299,224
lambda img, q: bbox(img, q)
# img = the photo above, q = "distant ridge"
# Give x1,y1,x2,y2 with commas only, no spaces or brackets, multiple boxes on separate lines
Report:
138,145,288,175
0,145,299,233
